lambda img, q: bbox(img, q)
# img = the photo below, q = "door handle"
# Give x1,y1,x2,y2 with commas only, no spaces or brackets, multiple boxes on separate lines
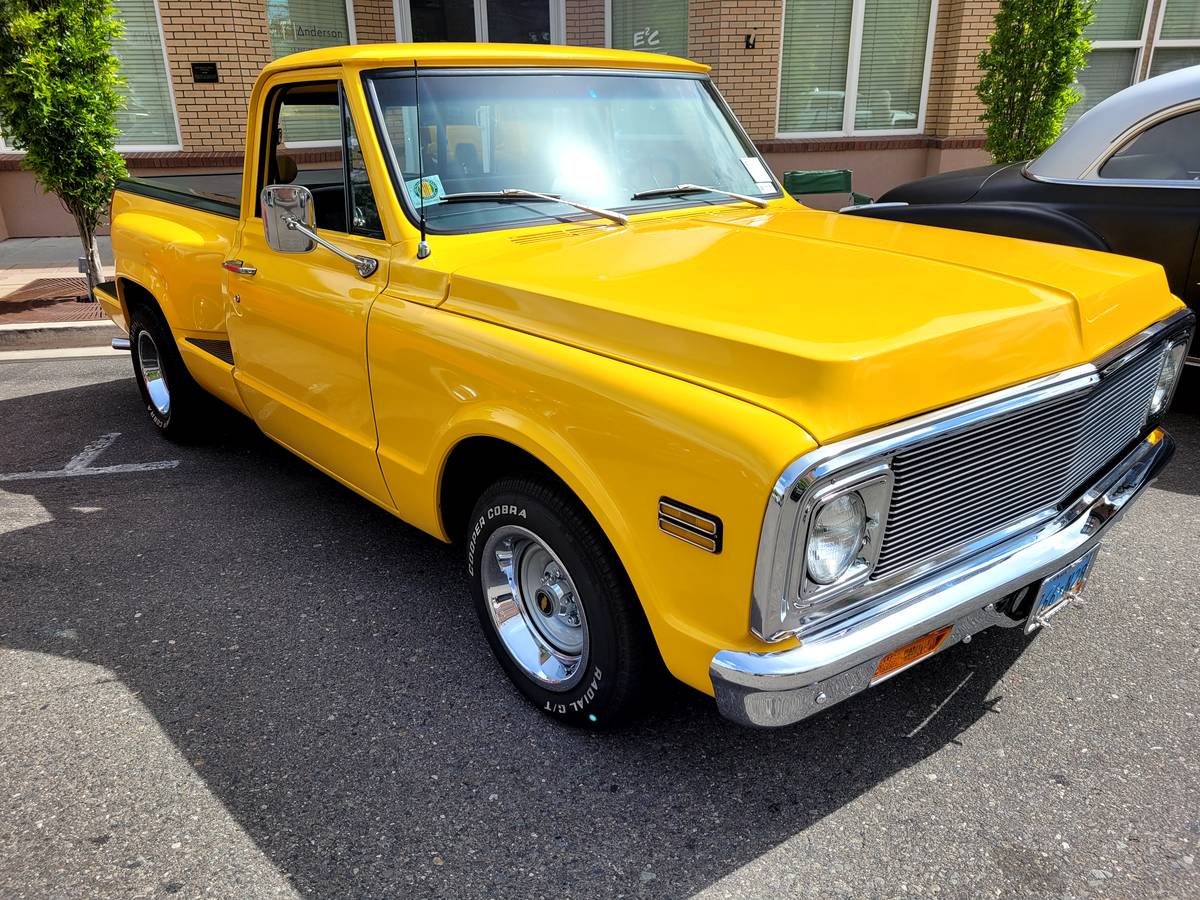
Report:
222,259,257,276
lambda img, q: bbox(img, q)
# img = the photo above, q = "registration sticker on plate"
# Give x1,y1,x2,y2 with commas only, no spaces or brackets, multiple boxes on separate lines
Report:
1025,548,1098,633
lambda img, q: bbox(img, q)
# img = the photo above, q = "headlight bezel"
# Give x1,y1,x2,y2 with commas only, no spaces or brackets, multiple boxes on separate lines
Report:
796,465,893,609
1146,334,1190,425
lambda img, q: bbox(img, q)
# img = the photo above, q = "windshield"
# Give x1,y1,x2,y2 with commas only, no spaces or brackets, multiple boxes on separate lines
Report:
364,71,779,233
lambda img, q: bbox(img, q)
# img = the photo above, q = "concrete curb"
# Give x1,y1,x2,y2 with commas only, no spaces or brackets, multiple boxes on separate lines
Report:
0,320,123,351
0,345,129,361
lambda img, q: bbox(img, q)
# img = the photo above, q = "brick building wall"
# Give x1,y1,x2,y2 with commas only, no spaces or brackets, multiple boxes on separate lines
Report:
924,0,998,138
688,0,783,141
565,0,605,46
159,0,274,152
354,0,397,44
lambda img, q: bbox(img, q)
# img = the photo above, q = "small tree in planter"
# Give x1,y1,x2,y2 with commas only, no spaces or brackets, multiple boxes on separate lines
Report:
977,0,1095,165
0,0,126,298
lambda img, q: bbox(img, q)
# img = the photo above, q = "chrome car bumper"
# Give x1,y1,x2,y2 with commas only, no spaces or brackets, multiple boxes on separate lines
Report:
710,428,1174,728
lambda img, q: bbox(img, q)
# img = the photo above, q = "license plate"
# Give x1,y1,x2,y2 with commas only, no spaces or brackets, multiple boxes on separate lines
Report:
1025,548,1098,633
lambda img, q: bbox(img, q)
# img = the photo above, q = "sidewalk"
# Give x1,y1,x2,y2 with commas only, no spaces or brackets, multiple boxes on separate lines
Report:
0,237,123,355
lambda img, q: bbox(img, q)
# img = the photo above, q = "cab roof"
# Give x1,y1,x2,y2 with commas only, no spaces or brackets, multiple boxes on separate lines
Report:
262,43,710,76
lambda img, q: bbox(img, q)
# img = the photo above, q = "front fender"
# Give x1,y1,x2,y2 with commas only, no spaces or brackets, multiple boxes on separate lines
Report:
367,297,814,694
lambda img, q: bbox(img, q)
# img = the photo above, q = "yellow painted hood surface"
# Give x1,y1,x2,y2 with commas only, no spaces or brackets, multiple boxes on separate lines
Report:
440,206,1182,443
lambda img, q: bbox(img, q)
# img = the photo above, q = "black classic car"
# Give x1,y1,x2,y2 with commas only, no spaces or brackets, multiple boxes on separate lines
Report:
846,66,1200,368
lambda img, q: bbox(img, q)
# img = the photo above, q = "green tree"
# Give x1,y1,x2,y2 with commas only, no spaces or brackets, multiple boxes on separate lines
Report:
0,0,126,297
977,0,1095,164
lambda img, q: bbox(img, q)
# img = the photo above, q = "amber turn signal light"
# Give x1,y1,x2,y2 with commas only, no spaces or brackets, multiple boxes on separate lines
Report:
872,625,953,683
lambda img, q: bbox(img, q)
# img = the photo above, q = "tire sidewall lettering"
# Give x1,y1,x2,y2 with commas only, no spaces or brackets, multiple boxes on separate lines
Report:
467,504,527,576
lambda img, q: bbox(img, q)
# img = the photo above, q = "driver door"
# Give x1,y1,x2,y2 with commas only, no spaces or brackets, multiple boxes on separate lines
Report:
225,75,393,505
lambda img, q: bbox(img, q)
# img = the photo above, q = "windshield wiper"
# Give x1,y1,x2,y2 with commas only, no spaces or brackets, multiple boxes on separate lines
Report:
629,183,770,208
439,189,628,226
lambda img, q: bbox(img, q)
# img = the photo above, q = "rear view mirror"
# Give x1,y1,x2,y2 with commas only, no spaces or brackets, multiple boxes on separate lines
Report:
262,184,315,253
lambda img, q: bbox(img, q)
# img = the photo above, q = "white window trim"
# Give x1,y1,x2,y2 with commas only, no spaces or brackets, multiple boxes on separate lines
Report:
1148,0,1200,68
774,0,940,140
393,0,565,43
114,0,182,152
1084,0,1154,86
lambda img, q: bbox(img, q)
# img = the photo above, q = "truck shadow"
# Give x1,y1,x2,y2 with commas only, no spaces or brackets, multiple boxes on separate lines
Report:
0,377,1085,898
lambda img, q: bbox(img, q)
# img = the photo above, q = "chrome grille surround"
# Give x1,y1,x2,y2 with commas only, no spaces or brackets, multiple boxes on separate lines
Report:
750,308,1194,644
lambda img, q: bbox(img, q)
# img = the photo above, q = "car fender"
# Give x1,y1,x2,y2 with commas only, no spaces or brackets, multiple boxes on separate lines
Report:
843,201,1112,252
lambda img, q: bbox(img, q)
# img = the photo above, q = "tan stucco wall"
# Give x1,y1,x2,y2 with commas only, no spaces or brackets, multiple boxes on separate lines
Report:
763,146,990,208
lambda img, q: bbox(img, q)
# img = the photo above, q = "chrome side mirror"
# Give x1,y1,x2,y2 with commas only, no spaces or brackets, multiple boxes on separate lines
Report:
262,184,315,253
260,183,378,278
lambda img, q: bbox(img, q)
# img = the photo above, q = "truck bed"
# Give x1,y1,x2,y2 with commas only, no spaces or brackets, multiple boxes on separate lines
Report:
118,167,344,219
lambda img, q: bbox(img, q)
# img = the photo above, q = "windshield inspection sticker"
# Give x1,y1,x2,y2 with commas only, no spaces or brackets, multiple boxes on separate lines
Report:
740,156,775,193
405,174,445,205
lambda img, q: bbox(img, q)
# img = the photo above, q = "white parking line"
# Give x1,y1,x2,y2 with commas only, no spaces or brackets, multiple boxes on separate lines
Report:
0,432,179,482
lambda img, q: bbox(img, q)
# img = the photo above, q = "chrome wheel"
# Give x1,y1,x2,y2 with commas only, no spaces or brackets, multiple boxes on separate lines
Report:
480,525,589,691
136,330,170,418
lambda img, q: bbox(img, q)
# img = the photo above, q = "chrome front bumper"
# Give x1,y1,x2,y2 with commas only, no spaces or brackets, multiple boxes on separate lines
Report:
710,428,1174,728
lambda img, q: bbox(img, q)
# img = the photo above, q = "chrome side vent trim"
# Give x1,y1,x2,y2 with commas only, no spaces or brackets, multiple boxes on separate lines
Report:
658,498,722,553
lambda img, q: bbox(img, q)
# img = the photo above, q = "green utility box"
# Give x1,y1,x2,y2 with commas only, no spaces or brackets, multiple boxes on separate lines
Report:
782,169,872,206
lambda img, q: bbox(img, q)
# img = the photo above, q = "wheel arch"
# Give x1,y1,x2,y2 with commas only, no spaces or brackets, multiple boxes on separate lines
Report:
436,427,626,560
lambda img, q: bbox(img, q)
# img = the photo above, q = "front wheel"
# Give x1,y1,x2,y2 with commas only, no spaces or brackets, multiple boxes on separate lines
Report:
467,476,658,728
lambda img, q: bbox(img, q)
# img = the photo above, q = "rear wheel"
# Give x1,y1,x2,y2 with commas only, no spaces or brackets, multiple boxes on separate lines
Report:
467,476,658,728
127,305,208,440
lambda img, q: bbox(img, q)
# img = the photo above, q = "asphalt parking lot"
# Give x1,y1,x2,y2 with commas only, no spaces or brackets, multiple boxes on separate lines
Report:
1,354,1198,899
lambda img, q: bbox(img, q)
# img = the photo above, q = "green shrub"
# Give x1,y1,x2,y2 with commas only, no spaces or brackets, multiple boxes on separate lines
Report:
0,0,126,296
977,0,1095,164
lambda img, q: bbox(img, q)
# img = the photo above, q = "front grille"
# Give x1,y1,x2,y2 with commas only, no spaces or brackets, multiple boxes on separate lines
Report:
871,345,1166,581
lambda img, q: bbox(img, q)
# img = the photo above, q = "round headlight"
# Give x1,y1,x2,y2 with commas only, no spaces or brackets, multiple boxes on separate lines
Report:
1149,340,1187,418
806,492,867,585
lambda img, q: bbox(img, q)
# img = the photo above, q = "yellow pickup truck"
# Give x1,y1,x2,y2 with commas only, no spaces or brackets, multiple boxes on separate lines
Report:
97,43,1193,728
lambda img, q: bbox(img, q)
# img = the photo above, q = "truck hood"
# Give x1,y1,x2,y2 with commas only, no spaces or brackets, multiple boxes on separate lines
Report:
440,205,1180,443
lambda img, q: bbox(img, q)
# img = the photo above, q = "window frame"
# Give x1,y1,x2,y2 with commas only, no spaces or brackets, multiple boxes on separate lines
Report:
1147,0,1200,74
393,0,565,43
1080,0,1152,95
361,66,783,237
255,78,388,237
774,0,940,139
1087,99,1200,187
113,0,182,152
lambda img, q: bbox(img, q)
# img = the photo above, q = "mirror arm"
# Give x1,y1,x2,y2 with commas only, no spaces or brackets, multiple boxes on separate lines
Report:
283,216,379,278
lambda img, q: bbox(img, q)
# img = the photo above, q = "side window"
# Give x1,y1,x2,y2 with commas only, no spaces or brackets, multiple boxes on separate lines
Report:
343,104,384,239
259,82,383,238
1099,108,1200,181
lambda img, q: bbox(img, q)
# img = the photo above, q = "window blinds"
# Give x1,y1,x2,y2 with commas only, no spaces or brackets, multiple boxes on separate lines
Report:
778,0,853,133
1159,0,1200,39
1150,47,1200,77
856,0,932,131
610,0,689,59
111,0,178,146
1085,0,1147,40
1067,48,1138,125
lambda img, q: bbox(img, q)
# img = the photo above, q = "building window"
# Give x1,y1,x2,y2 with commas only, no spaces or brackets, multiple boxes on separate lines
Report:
1067,0,1150,125
1068,0,1200,125
267,0,357,57
1149,0,1200,77
777,0,937,137
395,0,564,43
111,0,180,148
607,0,688,58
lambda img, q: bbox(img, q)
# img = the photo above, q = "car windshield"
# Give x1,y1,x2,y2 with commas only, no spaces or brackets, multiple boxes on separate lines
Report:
364,70,779,233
